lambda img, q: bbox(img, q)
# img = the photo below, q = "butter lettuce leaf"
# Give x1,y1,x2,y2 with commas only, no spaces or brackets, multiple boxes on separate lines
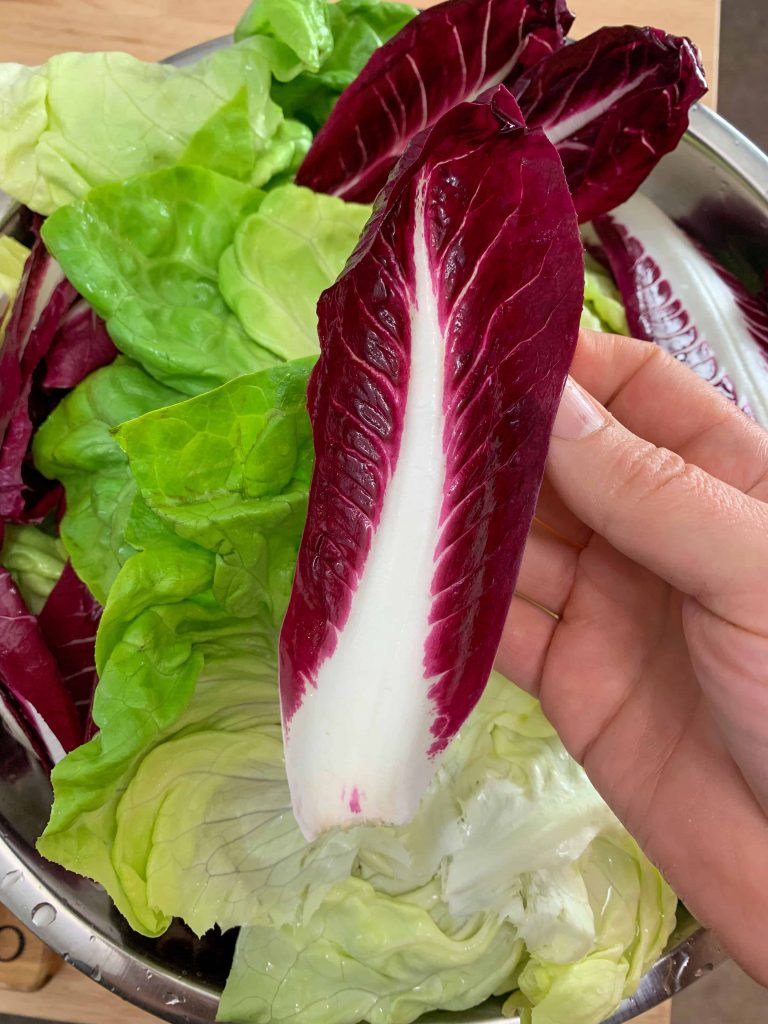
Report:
219,184,370,359
41,167,272,395
271,0,418,131
32,358,181,604
0,39,303,215
37,361,317,935
0,524,67,614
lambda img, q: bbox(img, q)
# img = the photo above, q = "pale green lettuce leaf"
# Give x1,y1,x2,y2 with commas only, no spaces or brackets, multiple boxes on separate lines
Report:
41,167,273,395
37,361,317,935
507,832,677,1024
0,235,29,339
219,878,524,1024
271,0,418,131
0,524,66,614
32,358,181,604
0,39,303,215
219,184,370,359
581,254,629,335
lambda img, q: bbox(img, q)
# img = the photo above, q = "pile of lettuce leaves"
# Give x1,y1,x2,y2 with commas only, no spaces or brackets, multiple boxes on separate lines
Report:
0,2,677,1024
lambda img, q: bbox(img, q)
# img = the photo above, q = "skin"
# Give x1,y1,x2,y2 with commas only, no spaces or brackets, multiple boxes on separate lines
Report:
497,329,768,986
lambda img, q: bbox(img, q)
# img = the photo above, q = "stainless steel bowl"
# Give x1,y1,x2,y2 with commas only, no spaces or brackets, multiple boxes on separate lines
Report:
2,34,767,1024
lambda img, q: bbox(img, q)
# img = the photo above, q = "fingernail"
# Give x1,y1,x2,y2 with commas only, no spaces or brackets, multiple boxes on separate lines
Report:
552,377,608,440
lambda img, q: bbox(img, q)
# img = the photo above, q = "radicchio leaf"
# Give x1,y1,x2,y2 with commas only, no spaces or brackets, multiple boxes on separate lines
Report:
296,0,573,202
38,561,101,737
280,86,584,840
0,235,76,520
594,193,768,424
512,26,707,222
0,568,82,768
43,299,117,390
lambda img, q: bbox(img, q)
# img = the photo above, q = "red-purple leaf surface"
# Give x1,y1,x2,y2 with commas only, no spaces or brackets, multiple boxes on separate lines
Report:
43,299,117,390
38,562,101,736
513,26,707,222
0,236,76,520
280,86,584,840
0,568,82,768
296,0,573,202
594,193,768,423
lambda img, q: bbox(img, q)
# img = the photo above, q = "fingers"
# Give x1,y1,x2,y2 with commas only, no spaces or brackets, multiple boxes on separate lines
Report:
547,377,768,633
495,594,556,694
573,330,768,499
516,521,579,615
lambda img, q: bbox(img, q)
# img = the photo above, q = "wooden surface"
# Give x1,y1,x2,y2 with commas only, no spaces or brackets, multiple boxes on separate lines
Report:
0,0,718,1020
0,905,59,995
2,0,720,104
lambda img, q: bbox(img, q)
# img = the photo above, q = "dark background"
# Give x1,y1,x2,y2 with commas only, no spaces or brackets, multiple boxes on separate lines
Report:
720,0,768,150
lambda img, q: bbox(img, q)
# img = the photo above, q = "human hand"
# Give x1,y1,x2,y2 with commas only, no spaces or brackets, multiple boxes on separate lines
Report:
497,329,768,985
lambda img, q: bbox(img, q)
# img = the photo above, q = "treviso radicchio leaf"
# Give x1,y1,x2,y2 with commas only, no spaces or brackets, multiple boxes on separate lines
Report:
38,562,102,736
512,26,707,222
0,568,82,768
295,0,574,201
280,86,584,840
0,234,76,520
593,193,768,424
43,299,117,390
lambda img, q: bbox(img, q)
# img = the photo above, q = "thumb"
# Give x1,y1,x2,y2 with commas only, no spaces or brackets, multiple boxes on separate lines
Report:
546,377,768,633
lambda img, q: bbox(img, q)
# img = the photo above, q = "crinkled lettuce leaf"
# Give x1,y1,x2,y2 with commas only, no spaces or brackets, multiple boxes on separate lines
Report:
41,174,367,392
219,184,370,359
41,167,272,395
0,524,66,614
270,0,418,131
235,0,335,71
581,254,630,335
216,676,675,1024
0,38,308,215
220,878,524,1024
32,358,181,604
37,361,317,935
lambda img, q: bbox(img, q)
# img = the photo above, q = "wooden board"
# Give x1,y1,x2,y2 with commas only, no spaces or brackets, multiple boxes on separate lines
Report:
0,906,59,994
2,0,720,105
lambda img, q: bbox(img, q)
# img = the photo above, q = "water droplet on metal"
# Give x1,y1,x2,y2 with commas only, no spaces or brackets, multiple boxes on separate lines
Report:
164,992,183,1006
91,965,102,982
31,903,57,927
1,869,22,889
146,969,154,980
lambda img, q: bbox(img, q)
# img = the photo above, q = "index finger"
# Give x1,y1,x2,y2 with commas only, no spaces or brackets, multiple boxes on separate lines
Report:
572,330,768,500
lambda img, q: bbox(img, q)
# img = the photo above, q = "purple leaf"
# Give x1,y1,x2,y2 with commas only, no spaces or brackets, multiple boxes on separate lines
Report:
594,193,768,423
0,236,76,521
43,299,117,390
0,568,83,768
513,26,707,222
296,0,573,202
38,561,101,737
280,86,584,840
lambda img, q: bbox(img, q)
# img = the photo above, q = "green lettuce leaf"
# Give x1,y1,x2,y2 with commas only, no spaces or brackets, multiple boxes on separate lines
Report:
219,878,524,1024
235,0,335,72
271,0,418,131
32,358,181,604
581,254,630,335
37,361,317,935
219,184,370,359
41,167,273,395
507,832,677,1024
0,39,309,215
0,525,67,614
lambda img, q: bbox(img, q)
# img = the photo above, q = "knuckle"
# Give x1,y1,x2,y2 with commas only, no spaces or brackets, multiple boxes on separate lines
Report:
609,441,693,508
